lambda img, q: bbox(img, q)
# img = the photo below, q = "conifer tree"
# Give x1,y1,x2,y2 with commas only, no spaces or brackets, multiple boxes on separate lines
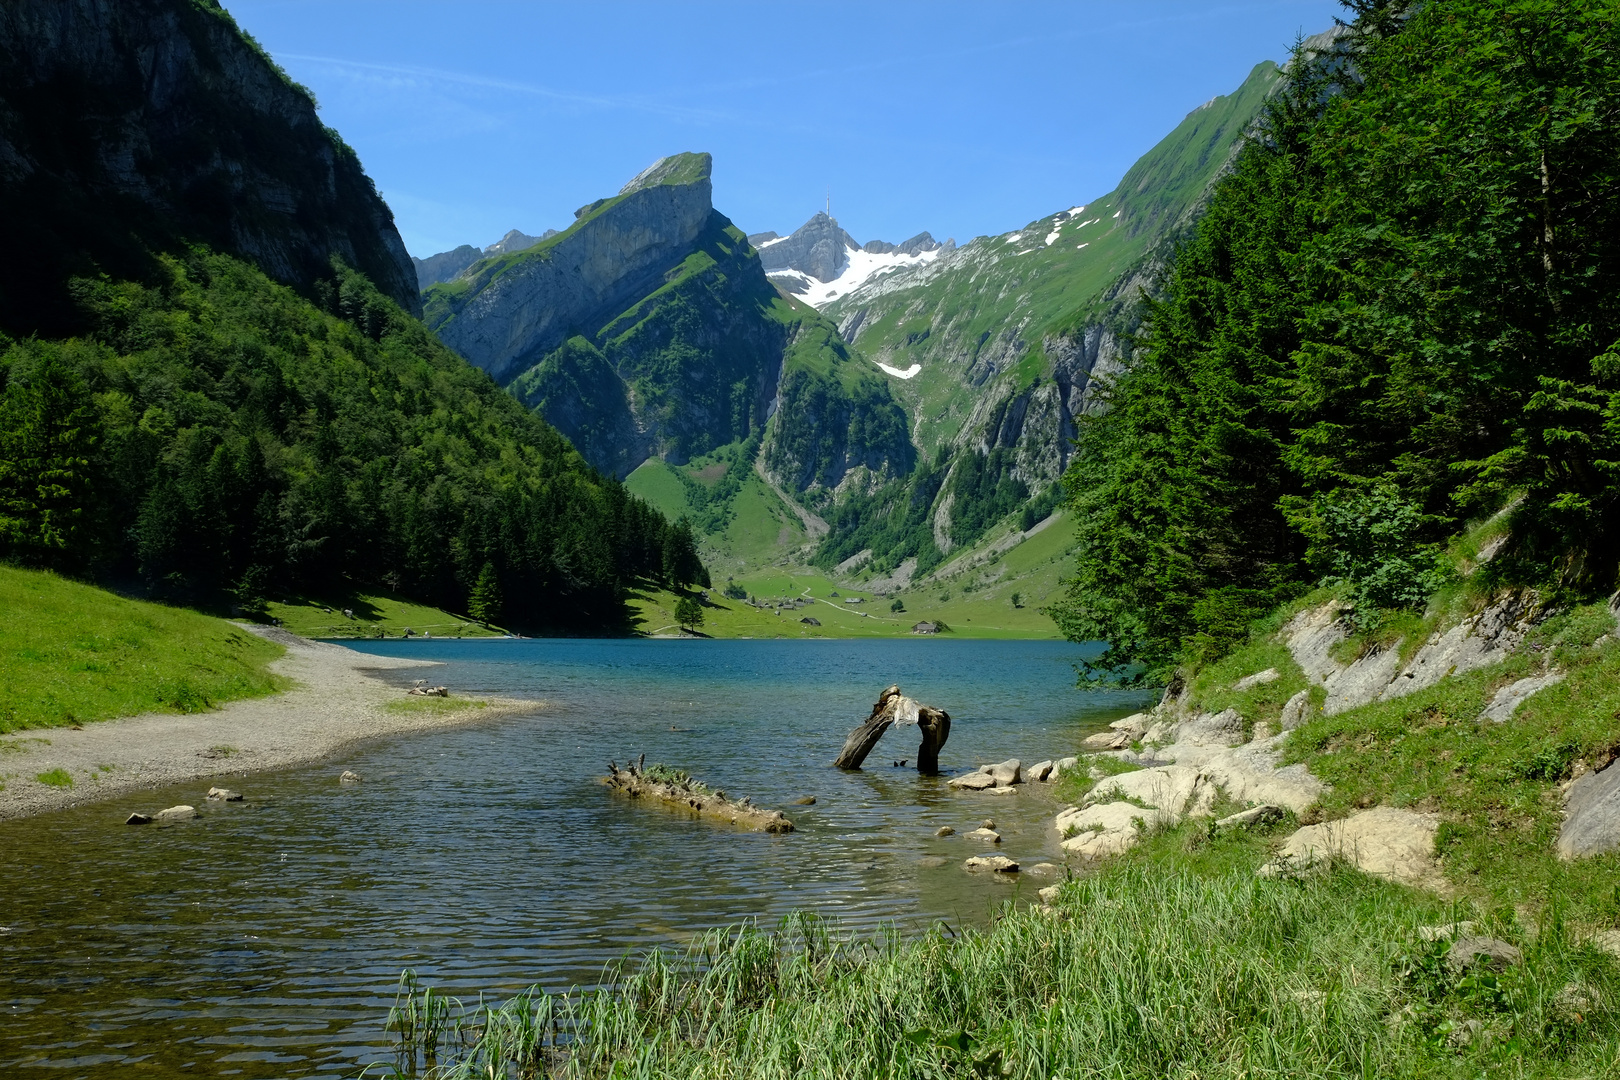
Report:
0,345,100,569
468,561,502,626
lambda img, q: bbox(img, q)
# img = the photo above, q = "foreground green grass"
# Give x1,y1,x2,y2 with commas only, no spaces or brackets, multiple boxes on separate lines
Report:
0,565,285,733
378,862,1618,1079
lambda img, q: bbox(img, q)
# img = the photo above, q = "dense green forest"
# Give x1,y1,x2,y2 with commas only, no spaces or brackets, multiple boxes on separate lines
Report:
0,251,706,630
1053,0,1620,680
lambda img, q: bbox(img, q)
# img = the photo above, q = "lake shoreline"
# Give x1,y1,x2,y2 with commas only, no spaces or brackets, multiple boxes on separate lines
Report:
0,627,540,822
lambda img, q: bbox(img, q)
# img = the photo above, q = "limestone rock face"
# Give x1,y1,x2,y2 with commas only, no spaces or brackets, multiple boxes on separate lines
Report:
1261,807,1441,889
1284,593,1543,716
753,212,857,282
1478,671,1564,723
1558,764,1620,859
430,154,718,387
1057,802,1156,859
1085,765,1212,819
0,0,420,324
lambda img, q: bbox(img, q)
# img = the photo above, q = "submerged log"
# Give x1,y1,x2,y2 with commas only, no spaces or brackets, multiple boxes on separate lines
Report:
832,684,951,774
602,758,794,833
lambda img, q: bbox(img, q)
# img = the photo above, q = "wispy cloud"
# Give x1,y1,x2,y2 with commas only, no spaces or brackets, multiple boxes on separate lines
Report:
277,53,736,125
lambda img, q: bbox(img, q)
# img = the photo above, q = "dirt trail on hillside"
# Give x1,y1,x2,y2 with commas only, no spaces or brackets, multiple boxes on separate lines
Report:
0,628,538,821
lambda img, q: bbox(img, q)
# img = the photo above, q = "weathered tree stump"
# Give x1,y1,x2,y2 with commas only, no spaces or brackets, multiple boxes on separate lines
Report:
832,684,951,774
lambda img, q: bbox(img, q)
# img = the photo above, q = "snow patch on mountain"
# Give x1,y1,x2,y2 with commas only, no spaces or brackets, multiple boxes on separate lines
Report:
875,361,922,379
771,246,945,310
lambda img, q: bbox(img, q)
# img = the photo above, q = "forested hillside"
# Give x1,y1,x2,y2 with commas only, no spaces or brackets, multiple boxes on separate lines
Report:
1054,0,1620,678
0,0,704,631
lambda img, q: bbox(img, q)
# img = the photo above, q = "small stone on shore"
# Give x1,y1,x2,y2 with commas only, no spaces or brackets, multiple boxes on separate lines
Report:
1038,884,1062,904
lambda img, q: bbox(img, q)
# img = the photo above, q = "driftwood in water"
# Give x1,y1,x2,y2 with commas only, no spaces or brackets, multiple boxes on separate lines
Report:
603,757,794,833
832,684,951,774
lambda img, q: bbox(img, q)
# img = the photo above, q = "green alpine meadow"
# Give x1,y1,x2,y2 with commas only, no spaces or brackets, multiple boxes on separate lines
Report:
2,1,1619,1078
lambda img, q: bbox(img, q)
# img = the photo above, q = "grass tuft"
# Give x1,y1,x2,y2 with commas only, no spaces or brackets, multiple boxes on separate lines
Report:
35,768,72,788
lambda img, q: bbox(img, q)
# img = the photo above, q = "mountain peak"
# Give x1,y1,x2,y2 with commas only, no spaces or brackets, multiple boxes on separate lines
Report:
619,152,713,196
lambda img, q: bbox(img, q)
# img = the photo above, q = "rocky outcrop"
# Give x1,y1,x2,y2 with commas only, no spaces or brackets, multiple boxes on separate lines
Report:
1478,671,1564,723
1558,763,1620,859
1260,807,1442,889
0,0,419,333
1284,593,1545,716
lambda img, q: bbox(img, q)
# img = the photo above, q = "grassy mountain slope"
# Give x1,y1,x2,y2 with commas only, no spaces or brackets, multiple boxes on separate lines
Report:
825,60,1283,453
424,154,914,489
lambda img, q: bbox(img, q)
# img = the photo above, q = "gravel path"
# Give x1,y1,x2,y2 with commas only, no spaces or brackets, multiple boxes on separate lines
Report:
0,627,537,821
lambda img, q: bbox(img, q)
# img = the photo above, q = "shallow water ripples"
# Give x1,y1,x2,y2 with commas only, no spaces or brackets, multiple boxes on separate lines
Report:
0,638,1149,1077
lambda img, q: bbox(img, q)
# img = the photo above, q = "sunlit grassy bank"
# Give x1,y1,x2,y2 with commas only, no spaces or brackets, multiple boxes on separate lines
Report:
0,565,284,734
266,592,506,639
377,860,1619,1079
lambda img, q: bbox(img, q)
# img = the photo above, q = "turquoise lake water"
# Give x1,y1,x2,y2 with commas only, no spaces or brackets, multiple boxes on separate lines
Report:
0,637,1152,1078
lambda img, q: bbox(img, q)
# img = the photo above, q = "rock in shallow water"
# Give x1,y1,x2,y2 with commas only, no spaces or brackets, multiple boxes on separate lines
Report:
155,805,195,822
948,771,996,791
983,759,1022,786
934,826,955,837
206,787,242,802
965,827,1002,844
339,770,362,784
964,855,1018,873
125,812,151,825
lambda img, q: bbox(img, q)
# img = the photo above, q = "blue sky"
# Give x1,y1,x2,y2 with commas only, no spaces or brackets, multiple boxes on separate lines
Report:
226,1,1344,259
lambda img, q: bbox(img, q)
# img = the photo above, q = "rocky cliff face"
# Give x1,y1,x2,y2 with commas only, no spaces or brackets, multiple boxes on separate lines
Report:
751,212,856,283
425,153,914,484
0,0,418,334
428,153,718,386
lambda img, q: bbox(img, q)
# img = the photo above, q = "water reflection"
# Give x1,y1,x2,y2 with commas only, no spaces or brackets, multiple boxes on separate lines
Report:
0,638,1149,1077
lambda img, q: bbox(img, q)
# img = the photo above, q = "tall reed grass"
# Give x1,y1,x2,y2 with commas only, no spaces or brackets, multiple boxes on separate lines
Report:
371,865,1617,1079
